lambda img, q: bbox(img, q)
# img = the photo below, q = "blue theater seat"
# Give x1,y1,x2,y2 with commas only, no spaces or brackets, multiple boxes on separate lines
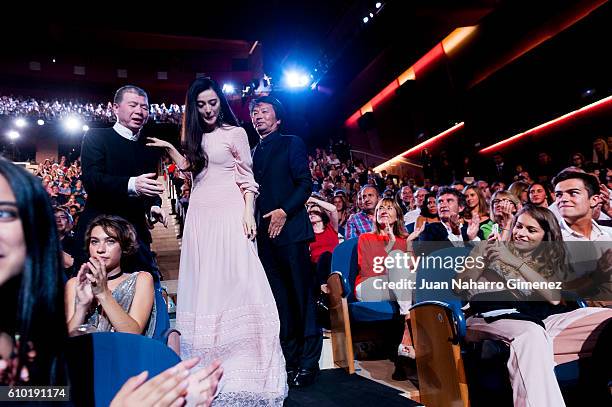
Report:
410,245,589,407
67,332,181,407
327,238,404,374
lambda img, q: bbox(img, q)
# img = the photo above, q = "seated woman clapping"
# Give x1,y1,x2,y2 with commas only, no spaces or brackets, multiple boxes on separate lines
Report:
356,198,424,379
65,215,155,336
457,205,612,406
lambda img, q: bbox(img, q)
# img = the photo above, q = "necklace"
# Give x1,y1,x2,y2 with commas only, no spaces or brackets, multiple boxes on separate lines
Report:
106,271,124,281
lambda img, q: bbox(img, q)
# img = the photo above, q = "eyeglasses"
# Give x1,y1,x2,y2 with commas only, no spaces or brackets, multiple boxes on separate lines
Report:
492,199,516,206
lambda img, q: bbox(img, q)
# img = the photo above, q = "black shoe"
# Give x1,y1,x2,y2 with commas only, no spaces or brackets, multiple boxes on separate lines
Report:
292,367,319,388
392,356,416,381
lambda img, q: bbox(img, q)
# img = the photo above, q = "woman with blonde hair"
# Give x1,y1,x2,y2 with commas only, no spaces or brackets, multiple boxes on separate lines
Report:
592,137,609,166
489,190,520,241
508,180,529,205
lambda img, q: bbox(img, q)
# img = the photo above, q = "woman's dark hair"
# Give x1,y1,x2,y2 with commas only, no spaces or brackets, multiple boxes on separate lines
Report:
182,77,239,176
0,157,66,384
308,204,330,226
527,182,554,205
509,205,567,278
84,215,139,258
419,192,438,218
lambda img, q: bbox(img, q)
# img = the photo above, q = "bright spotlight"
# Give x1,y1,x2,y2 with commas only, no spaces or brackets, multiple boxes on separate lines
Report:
285,71,311,88
7,130,20,140
222,83,235,94
375,2,382,9
63,116,82,132
82,125,90,132
363,16,369,23
369,12,374,18
37,119,45,126
15,118,27,128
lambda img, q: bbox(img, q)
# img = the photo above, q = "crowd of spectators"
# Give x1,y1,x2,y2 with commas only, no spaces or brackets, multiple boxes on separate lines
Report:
0,95,184,124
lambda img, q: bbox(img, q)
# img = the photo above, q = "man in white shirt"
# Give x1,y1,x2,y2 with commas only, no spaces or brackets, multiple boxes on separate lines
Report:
75,85,167,276
553,170,612,301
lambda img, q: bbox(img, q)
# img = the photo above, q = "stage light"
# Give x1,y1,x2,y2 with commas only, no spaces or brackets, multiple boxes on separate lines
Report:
37,119,45,126
82,125,90,132
285,71,311,88
15,118,27,128
7,130,20,140
222,83,235,94
369,12,374,18
63,116,82,132
375,2,382,9
363,16,369,23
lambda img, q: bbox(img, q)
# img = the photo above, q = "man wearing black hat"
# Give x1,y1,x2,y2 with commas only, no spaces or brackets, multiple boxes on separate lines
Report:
250,96,321,387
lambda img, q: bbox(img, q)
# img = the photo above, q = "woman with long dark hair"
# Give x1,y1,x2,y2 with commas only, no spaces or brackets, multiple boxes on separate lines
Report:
0,157,66,385
0,158,223,405
414,192,439,229
458,205,612,406
147,77,287,405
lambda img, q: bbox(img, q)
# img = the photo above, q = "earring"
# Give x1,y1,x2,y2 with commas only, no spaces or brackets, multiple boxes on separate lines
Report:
218,110,225,124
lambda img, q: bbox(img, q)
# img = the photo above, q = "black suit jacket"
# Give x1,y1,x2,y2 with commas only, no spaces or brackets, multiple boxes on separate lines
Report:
252,131,314,245
418,222,483,242
78,127,162,245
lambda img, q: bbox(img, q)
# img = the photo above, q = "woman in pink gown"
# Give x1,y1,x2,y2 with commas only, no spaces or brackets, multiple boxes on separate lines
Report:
147,77,287,406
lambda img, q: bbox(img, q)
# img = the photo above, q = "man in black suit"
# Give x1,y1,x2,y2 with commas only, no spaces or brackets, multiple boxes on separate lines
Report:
418,187,482,243
490,152,513,184
74,85,167,277
250,96,321,388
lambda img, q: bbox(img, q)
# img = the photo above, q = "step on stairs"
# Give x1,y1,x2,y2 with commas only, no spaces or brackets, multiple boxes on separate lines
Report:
150,176,180,307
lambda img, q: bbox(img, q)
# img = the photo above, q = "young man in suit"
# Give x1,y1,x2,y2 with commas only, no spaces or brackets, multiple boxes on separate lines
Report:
250,96,322,388
75,85,167,277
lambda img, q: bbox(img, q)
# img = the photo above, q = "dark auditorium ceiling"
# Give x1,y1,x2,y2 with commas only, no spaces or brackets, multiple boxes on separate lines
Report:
1,0,610,162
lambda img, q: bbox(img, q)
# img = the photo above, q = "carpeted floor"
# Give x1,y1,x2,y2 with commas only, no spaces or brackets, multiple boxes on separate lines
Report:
284,368,422,406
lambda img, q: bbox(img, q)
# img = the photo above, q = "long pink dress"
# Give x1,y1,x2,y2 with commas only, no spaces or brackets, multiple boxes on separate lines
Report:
176,126,287,406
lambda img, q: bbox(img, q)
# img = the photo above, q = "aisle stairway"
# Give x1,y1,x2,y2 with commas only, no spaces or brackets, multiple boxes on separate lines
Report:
150,176,181,301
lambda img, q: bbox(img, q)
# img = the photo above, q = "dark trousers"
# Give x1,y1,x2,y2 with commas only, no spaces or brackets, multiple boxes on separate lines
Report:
257,233,323,370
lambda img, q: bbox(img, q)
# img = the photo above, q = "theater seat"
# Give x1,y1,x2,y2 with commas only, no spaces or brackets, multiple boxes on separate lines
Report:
410,245,590,407
67,332,181,407
327,238,404,374
151,279,180,346
348,301,400,322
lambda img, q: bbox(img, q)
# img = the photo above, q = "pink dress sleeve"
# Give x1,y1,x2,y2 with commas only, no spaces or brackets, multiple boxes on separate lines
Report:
230,127,259,197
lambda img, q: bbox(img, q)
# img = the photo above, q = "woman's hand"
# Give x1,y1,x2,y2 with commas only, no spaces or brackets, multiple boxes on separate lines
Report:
146,137,174,150
75,264,94,309
85,256,110,299
110,357,203,407
184,360,223,407
242,210,257,240
499,201,515,228
485,242,522,270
